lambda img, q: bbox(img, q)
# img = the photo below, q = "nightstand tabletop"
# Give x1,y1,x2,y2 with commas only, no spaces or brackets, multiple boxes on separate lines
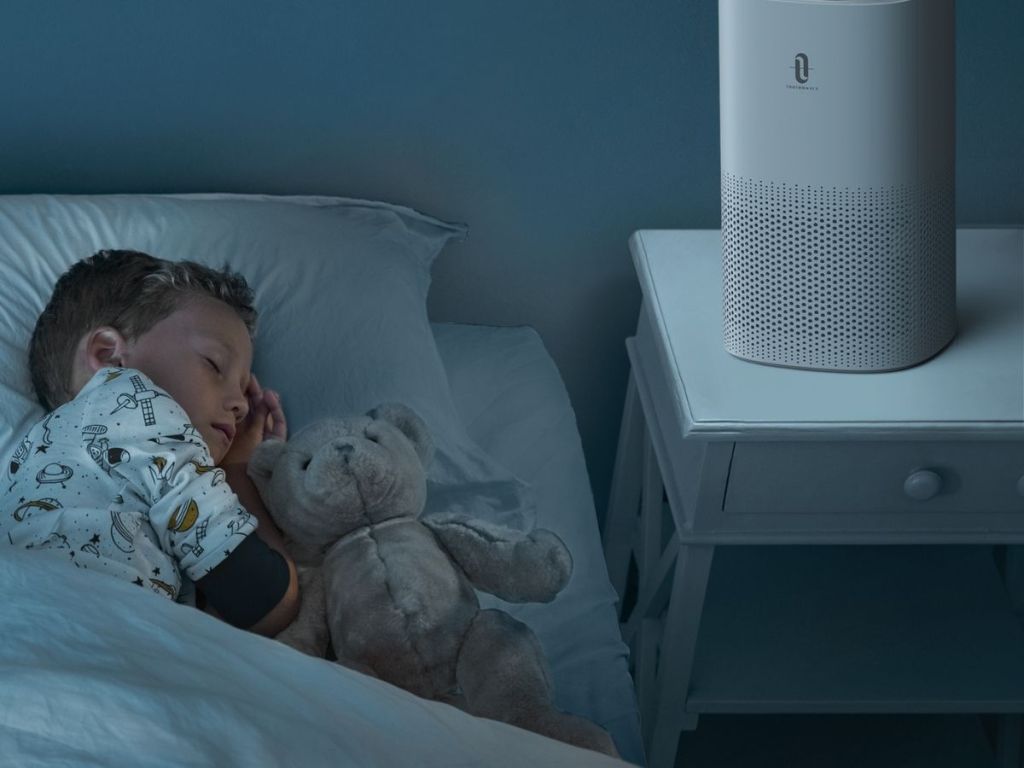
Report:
630,227,1024,440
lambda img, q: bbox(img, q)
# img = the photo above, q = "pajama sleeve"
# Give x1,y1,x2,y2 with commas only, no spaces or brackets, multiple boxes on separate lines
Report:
81,369,258,581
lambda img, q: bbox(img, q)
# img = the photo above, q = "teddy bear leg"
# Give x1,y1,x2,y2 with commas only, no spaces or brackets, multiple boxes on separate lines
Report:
456,609,619,758
275,564,330,658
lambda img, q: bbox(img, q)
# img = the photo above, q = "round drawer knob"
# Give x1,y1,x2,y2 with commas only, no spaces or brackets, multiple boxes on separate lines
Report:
1018,475,1024,498
904,469,942,501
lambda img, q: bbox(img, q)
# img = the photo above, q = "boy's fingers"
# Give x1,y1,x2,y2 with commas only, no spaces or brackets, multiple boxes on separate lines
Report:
270,413,287,440
265,392,287,441
264,415,286,441
265,391,285,420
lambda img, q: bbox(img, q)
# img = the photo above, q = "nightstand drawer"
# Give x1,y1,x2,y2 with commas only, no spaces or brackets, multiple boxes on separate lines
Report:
724,441,1024,515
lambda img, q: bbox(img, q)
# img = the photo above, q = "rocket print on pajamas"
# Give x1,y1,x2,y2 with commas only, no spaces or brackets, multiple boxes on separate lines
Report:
8,438,31,485
0,366,259,602
82,424,131,476
147,422,203,447
8,415,56,489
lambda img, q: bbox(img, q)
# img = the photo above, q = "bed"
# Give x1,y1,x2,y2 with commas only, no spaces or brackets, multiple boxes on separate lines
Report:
0,194,644,766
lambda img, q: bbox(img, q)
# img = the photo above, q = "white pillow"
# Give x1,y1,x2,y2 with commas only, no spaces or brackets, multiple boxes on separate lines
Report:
0,193,534,529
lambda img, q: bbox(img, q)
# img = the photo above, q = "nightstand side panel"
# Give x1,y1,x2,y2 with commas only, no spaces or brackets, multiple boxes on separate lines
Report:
632,301,733,534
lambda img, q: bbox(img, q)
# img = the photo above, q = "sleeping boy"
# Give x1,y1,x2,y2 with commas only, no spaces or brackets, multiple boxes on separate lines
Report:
1,249,299,636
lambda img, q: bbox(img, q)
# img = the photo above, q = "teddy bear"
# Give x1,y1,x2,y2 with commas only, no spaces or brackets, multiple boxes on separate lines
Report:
247,402,618,758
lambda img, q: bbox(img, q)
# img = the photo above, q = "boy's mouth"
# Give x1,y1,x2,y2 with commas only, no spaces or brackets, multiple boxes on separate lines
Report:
212,423,235,443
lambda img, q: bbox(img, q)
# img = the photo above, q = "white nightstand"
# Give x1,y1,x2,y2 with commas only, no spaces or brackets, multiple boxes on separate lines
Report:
603,228,1024,768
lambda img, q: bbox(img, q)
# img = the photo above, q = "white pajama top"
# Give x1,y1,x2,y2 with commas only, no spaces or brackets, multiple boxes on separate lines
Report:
0,366,257,601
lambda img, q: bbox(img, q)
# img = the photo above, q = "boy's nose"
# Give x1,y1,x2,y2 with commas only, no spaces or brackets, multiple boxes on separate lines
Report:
229,393,249,422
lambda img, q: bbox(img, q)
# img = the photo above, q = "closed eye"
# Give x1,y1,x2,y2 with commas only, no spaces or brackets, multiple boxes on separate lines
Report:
204,357,221,374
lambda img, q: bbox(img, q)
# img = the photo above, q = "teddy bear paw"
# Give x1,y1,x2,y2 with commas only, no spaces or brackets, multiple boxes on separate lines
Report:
526,529,572,591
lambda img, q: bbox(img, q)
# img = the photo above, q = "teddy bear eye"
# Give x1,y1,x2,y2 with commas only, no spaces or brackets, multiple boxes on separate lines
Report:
301,457,311,470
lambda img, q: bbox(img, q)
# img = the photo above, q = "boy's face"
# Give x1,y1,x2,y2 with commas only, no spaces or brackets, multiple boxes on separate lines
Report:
76,295,253,465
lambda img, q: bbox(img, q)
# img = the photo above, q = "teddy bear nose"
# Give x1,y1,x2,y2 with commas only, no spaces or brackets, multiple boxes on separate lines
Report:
333,441,354,461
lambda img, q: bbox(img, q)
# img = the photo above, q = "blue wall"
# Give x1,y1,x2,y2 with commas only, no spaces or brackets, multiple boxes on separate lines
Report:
0,2,1020,527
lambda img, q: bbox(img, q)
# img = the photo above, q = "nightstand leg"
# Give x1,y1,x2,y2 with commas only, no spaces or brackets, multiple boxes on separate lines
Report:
605,370,644,604
646,543,715,768
636,614,663,742
994,714,1021,768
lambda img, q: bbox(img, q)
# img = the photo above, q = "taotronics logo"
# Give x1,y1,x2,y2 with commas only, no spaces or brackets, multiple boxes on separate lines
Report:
787,52,819,91
794,53,810,83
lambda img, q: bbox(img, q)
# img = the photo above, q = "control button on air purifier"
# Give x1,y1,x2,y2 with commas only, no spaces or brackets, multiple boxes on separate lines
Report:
903,469,942,501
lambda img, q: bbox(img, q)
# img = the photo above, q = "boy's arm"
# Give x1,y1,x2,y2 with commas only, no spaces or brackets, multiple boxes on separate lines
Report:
204,378,297,638
221,461,299,637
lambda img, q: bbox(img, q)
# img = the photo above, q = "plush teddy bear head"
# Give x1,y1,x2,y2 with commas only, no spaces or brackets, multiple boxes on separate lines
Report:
247,403,434,558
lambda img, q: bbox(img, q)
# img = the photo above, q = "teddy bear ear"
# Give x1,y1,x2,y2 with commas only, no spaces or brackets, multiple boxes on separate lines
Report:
367,402,434,467
247,437,287,488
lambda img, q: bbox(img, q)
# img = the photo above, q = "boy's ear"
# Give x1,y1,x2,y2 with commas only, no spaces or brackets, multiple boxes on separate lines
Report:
85,326,130,370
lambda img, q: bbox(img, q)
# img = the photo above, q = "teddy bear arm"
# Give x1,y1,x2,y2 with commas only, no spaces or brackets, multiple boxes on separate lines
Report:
423,516,572,603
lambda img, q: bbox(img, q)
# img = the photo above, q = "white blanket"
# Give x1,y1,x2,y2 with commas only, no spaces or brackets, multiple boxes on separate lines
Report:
0,317,641,766
0,546,627,767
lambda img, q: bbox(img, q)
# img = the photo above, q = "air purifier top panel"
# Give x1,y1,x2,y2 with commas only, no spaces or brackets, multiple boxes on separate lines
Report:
719,0,954,189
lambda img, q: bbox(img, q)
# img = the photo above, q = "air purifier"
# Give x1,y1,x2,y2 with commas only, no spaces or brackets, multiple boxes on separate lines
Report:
720,0,957,372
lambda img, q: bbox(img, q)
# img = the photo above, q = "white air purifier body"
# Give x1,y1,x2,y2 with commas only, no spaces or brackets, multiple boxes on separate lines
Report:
720,0,957,372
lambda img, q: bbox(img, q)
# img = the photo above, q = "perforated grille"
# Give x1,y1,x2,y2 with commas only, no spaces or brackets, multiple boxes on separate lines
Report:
722,172,956,372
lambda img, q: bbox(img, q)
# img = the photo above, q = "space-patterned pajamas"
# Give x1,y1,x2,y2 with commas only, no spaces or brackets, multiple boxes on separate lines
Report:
1,366,257,602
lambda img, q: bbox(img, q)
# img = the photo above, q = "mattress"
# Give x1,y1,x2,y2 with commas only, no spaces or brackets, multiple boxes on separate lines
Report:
433,322,643,765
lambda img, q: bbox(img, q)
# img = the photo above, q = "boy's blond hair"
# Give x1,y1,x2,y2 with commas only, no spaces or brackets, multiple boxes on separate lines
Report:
29,249,258,412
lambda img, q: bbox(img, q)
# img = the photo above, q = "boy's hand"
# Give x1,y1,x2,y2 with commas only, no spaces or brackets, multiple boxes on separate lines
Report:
220,374,287,467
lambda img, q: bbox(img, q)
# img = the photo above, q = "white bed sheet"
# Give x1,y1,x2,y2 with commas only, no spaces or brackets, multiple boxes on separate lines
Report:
433,322,643,766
